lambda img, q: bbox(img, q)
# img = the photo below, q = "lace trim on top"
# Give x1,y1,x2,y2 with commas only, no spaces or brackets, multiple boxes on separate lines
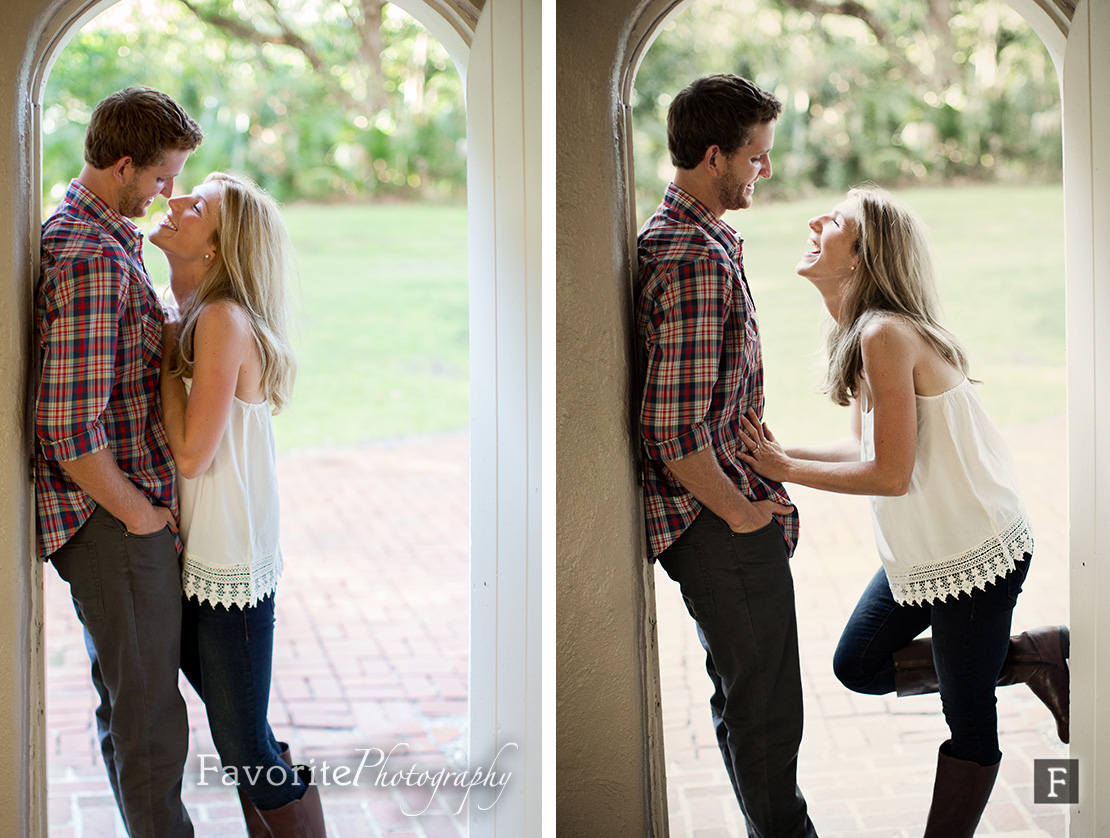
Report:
183,550,283,609
885,515,1033,606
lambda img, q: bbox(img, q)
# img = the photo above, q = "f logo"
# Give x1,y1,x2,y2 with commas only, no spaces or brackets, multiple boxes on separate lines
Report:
1034,759,1078,804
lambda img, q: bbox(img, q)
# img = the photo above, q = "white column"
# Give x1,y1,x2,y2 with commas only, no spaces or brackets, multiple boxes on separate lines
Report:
466,0,542,834
1064,0,1110,833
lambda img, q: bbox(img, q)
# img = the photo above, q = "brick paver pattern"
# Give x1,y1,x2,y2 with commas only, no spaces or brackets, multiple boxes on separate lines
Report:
46,431,470,838
46,419,1071,836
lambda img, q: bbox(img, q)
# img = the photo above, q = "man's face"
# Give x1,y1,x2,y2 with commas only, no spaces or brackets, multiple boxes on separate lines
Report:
715,121,776,212
116,149,192,218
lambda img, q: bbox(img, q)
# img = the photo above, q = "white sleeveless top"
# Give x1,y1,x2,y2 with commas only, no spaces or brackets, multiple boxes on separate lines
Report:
861,378,1033,606
178,380,283,608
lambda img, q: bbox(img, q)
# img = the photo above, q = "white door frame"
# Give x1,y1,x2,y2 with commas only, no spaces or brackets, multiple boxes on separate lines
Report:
2,0,540,834
618,0,1099,833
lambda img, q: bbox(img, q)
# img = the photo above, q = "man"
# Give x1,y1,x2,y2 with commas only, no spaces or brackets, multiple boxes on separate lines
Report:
37,86,203,838
635,74,818,837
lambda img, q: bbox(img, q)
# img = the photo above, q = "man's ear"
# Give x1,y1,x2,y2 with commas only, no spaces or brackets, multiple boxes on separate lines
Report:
110,157,134,184
702,145,725,176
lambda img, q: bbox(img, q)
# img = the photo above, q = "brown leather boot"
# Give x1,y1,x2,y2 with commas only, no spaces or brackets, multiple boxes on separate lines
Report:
891,625,1070,743
996,626,1070,743
256,765,328,837
237,743,292,838
891,638,937,697
922,741,1000,838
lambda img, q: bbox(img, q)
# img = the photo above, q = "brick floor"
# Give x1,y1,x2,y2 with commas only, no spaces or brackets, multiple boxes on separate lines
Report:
44,431,469,838
658,416,1071,837
45,417,1074,836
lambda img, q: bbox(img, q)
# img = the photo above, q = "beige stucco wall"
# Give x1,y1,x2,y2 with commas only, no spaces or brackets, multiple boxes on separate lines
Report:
556,0,669,834
0,1,47,832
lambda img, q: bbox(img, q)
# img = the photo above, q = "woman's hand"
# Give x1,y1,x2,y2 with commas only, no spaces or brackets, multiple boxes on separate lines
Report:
738,409,792,482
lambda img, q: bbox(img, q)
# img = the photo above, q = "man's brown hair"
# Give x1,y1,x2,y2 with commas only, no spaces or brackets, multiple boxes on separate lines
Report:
85,86,203,170
667,75,782,170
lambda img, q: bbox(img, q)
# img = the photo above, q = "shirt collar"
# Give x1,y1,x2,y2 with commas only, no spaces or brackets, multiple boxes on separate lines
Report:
662,182,742,255
63,180,144,253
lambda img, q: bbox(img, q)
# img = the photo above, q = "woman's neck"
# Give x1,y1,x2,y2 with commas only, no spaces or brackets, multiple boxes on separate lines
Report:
167,259,207,309
820,286,848,326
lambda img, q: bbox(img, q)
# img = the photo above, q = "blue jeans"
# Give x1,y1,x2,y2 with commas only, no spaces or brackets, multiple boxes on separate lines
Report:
658,509,818,838
833,555,1031,766
180,592,307,810
51,506,194,838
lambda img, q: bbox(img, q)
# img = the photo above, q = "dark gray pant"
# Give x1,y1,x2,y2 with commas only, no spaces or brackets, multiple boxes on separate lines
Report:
659,509,818,838
51,506,193,838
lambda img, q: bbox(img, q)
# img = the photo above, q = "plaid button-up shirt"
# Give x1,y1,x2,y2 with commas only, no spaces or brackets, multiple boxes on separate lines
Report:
635,183,799,559
35,180,177,559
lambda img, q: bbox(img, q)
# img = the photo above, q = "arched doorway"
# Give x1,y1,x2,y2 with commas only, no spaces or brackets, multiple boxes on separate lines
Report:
40,3,472,833
0,0,539,835
628,2,1067,834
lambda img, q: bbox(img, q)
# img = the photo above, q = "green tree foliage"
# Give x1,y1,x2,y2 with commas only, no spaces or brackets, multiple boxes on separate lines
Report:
43,0,466,206
632,0,1062,218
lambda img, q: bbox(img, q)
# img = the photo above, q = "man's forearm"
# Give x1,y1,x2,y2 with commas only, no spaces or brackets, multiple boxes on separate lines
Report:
60,449,168,534
663,447,768,532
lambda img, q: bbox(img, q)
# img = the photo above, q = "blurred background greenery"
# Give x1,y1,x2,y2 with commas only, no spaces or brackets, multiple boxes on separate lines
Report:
43,0,1064,451
632,0,1062,219
44,0,466,206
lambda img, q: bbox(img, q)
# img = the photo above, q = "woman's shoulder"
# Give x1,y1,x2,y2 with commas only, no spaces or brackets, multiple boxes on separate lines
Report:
861,311,965,394
191,300,258,364
195,298,253,334
859,312,922,355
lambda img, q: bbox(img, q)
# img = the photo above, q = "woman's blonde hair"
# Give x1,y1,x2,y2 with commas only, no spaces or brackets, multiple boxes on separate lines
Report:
821,185,970,406
172,172,297,411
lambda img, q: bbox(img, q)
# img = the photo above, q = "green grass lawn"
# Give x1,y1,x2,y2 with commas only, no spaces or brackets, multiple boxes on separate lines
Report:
277,202,469,450
723,183,1065,447
145,184,1063,453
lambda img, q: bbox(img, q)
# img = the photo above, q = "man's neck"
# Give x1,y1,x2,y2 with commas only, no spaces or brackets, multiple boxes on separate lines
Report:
75,165,120,214
672,169,724,218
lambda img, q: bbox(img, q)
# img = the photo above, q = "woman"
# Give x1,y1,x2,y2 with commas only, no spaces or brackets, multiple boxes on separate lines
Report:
154,172,326,837
738,185,1068,837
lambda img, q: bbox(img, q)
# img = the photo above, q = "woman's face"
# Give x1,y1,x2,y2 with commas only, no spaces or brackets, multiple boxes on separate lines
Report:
795,196,860,285
149,181,221,265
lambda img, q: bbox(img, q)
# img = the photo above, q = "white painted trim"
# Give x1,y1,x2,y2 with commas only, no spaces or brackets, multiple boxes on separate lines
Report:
623,0,696,101
391,0,472,87
466,0,543,833
30,0,118,102
1006,0,1070,72
1064,4,1108,833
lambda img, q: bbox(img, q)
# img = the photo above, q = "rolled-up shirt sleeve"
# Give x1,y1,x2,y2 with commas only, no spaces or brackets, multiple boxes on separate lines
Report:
640,257,729,462
36,256,123,463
